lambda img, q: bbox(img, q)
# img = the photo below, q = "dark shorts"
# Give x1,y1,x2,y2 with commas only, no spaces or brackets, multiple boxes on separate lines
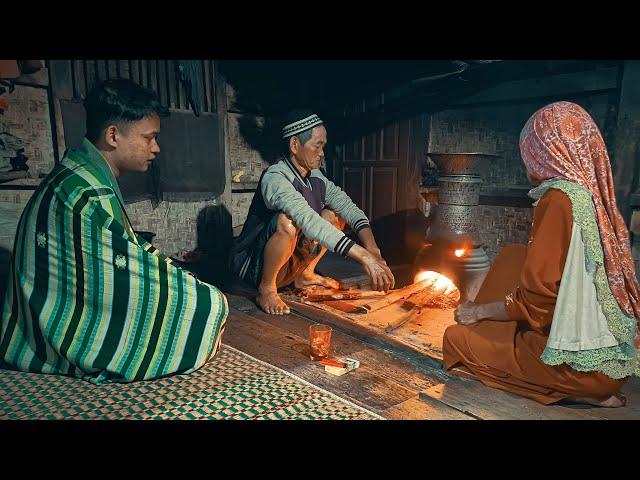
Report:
230,213,319,289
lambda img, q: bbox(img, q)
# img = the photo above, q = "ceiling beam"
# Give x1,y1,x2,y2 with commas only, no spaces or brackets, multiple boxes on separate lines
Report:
452,67,620,106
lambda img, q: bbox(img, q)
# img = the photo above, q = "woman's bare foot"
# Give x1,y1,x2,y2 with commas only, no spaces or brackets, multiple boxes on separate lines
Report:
256,287,290,315
567,393,627,408
294,272,341,290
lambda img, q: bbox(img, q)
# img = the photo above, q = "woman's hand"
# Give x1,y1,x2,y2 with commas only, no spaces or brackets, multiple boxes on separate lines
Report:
455,300,509,324
454,301,482,325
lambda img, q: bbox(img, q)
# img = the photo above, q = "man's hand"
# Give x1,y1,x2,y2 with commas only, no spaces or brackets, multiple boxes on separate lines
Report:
357,228,386,264
362,255,395,292
348,244,395,292
366,246,386,264
454,301,483,325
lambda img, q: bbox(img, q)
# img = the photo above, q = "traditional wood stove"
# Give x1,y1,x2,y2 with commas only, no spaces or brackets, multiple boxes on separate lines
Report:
414,153,499,303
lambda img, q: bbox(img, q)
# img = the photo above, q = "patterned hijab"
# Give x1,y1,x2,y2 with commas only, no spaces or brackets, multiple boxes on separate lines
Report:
519,101,640,321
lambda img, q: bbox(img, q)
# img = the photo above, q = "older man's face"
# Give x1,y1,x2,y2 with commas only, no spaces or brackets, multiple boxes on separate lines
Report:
296,125,326,171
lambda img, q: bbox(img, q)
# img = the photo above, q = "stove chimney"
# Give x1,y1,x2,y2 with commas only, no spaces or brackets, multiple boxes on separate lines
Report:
415,153,498,303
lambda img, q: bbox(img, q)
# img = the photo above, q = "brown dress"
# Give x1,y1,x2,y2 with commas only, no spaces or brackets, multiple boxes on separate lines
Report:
443,189,628,404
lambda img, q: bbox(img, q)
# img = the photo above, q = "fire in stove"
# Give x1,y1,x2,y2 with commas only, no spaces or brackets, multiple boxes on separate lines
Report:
412,270,460,307
414,241,489,304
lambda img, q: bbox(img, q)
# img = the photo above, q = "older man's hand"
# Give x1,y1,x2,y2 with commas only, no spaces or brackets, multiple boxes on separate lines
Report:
361,255,395,292
366,246,386,264
348,244,395,292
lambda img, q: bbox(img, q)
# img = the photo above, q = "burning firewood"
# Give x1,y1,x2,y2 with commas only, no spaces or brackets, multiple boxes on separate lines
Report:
363,272,460,313
421,292,459,309
362,278,438,313
295,270,459,319
411,271,460,308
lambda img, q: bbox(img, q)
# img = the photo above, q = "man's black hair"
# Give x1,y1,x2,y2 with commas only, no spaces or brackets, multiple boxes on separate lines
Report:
84,78,169,143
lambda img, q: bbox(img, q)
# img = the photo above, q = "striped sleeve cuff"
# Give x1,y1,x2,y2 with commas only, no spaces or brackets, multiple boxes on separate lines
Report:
353,218,371,234
334,235,355,257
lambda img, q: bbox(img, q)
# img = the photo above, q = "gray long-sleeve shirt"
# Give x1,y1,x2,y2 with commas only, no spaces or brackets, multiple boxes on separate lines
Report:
236,157,371,257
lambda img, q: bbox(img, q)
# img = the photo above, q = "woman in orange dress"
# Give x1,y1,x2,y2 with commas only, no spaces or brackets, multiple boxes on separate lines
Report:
443,101,640,407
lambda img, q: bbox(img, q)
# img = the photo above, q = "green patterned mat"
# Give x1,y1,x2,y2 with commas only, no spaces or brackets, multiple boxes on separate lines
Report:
0,345,382,420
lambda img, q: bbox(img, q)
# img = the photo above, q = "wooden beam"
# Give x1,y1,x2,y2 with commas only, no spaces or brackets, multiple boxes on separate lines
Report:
383,395,474,420
454,67,619,106
612,61,640,225
0,171,29,184
479,185,535,207
48,60,74,100
12,67,50,88
480,185,532,197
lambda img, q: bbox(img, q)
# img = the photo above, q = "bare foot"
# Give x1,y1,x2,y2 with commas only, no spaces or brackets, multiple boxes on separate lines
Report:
599,394,627,408
256,288,290,315
294,272,341,290
567,393,627,408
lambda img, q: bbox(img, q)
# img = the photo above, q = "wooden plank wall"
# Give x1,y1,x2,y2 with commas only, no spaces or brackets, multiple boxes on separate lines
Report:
59,59,217,115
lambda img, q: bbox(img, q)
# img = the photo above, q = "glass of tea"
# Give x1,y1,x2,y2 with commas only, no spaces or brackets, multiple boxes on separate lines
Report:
309,324,332,361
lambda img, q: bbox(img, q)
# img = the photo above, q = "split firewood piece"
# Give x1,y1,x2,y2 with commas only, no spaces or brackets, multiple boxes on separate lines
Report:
322,300,369,314
303,290,386,302
385,302,421,333
362,278,437,313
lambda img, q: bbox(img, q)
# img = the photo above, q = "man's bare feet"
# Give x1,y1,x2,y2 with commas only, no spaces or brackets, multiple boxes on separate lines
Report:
294,272,341,290
256,287,290,315
567,393,627,408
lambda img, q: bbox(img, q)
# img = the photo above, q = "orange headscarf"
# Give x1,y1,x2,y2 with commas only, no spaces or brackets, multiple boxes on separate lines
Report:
519,101,640,321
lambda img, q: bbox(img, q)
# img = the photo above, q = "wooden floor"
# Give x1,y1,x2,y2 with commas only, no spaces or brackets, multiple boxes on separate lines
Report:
224,293,640,420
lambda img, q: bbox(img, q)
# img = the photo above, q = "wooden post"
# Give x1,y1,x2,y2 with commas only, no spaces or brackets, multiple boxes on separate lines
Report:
216,60,233,212
47,60,74,164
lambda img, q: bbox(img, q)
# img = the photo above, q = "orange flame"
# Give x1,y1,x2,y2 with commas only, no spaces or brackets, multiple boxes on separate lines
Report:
413,270,458,296
454,248,466,258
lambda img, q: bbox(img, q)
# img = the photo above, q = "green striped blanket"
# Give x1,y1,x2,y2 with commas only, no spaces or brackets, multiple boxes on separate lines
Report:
0,138,227,384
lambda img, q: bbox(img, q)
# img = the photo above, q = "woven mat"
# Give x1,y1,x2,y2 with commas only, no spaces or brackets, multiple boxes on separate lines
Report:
0,345,382,420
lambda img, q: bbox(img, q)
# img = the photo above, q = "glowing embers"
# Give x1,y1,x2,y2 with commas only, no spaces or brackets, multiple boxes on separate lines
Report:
413,270,460,307
454,248,466,258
